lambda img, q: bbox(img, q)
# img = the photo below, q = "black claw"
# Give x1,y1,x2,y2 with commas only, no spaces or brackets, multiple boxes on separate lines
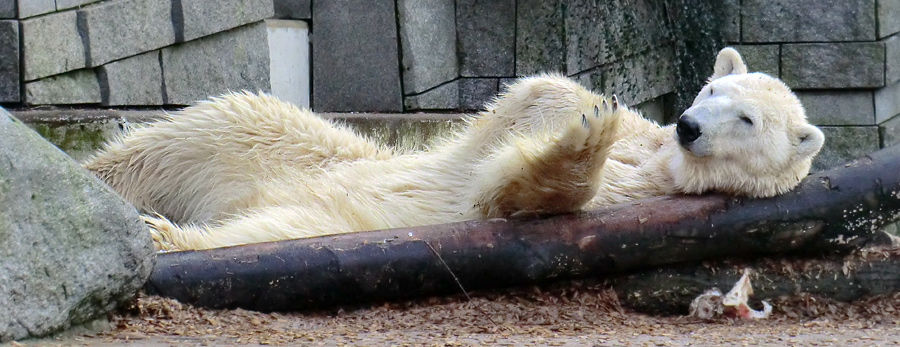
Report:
611,95,619,111
581,114,588,128
594,105,601,118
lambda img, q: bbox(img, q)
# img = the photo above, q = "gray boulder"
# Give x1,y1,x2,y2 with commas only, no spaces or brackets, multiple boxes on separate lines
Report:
0,107,155,342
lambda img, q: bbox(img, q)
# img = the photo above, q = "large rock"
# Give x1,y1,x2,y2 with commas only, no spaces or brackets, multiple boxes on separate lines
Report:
0,108,155,342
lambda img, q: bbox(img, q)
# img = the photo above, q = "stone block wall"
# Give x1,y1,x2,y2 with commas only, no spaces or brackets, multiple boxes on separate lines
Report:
1,0,310,109
728,0,900,171
1,0,898,172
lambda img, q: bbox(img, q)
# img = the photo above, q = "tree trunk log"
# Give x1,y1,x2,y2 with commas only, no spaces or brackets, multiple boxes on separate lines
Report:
147,144,900,312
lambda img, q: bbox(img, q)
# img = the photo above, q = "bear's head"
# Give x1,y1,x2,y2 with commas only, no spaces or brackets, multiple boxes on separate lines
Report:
670,47,825,198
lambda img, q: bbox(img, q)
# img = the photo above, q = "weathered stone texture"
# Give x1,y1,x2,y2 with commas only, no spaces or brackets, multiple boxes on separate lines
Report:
565,0,670,75
398,0,457,94
81,0,176,66
721,0,740,42
25,69,101,105
0,0,15,18
516,0,565,75
881,115,900,147
878,0,900,38
0,20,18,102
274,0,311,19
100,51,163,106
796,91,874,126
0,110,155,342
180,0,274,42
312,0,401,112
162,22,270,105
56,0,102,11
459,78,498,111
781,43,885,89
742,0,876,42
733,44,779,77
886,35,900,86
404,81,459,111
20,11,85,81
876,80,900,124
813,126,881,172
16,0,53,19
578,46,676,106
457,0,515,77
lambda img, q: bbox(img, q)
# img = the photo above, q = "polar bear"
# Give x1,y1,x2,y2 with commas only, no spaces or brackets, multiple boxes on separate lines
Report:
85,47,824,251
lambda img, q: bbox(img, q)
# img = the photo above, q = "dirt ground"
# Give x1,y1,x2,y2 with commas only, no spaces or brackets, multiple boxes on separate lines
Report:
15,280,900,347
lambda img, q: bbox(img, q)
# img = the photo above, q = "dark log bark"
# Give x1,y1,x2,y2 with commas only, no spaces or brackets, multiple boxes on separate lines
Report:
614,249,900,315
146,144,900,312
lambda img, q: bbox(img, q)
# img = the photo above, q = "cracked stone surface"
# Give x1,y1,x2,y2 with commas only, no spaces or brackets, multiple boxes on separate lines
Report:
0,107,155,342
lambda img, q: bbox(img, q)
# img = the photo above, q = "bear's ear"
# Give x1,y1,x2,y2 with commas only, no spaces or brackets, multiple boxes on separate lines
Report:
710,47,748,81
794,123,825,159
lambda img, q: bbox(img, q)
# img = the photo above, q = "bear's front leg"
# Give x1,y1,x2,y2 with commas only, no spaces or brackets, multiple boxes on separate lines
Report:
474,96,623,218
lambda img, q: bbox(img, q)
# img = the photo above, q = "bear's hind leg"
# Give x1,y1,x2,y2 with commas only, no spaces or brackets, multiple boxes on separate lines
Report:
474,96,623,218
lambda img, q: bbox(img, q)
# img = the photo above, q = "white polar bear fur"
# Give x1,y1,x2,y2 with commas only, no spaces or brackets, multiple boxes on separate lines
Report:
85,48,824,251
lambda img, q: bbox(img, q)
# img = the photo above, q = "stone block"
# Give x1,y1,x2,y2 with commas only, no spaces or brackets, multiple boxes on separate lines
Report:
879,0,900,38
578,46,676,106
56,0,101,11
16,0,53,19
25,69,100,105
162,22,269,105
404,80,459,111
565,0,670,75
98,51,163,106
516,0,565,75
457,0,514,77
742,0,877,42
634,95,668,125
20,11,86,81
80,0,176,66
459,78,498,111
733,44,779,77
312,0,402,112
0,20,18,102
398,0,457,94
0,0,15,18
881,114,900,147
876,80,900,124
721,0,740,42
886,35,900,85
274,0,311,19
782,43,885,89
266,19,309,109
812,126,880,172
180,0,274,42
796,91,875,126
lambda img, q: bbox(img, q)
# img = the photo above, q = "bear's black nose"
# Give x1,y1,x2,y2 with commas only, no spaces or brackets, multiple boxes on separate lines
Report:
676,116,702,145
